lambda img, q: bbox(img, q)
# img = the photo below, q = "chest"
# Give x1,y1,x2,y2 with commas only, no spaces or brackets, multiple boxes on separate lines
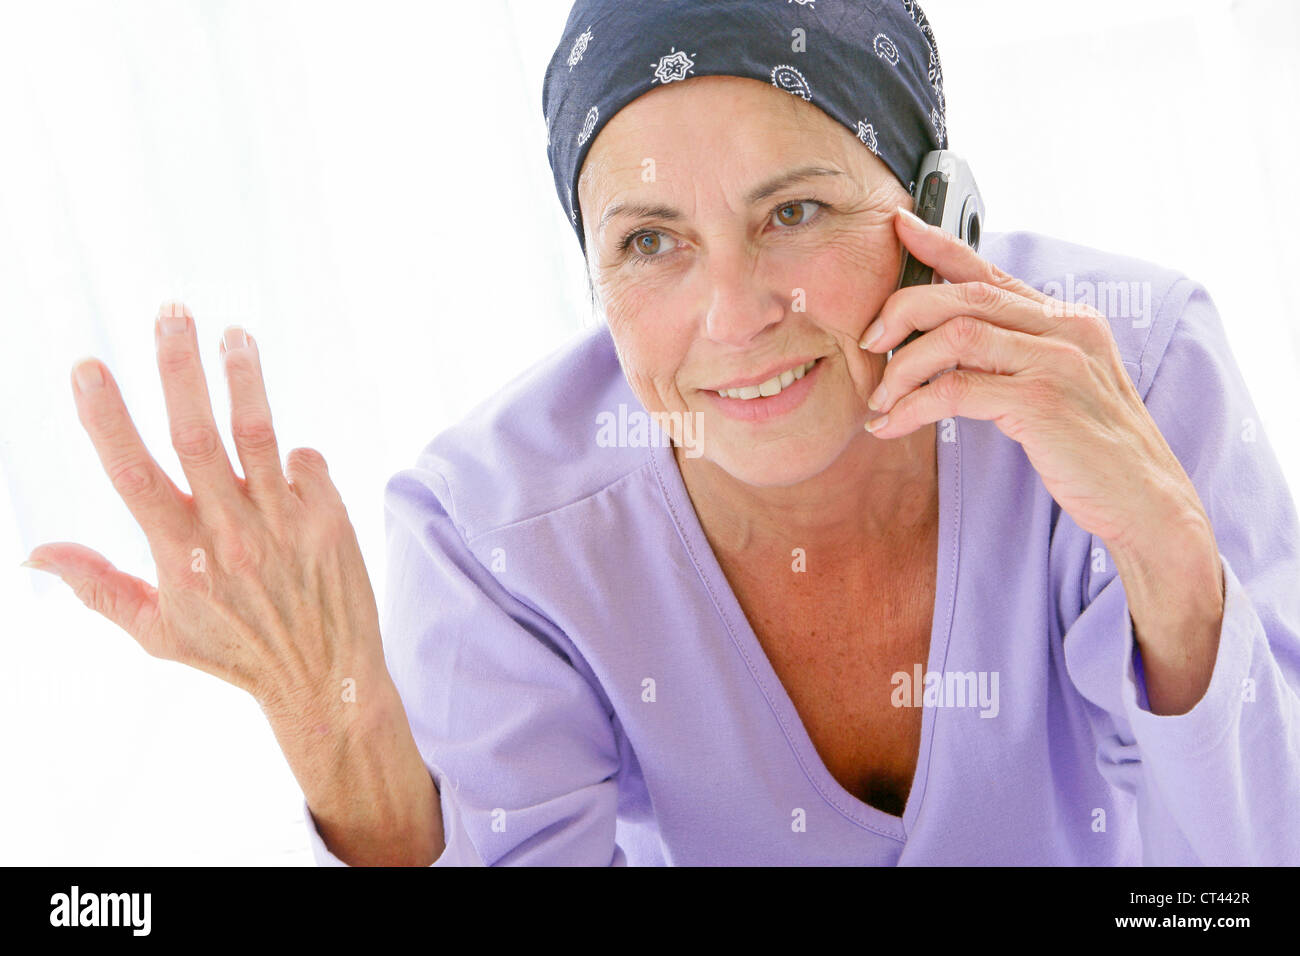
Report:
721,541,938,818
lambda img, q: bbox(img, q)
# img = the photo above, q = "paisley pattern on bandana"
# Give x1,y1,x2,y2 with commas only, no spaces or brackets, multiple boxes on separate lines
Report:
873,33,901,66
771,64,812,101
543,0,949,253
567,27,593,71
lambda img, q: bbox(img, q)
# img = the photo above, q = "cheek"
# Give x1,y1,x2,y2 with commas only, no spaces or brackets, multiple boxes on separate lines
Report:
790,225,900,337
602,280,693,411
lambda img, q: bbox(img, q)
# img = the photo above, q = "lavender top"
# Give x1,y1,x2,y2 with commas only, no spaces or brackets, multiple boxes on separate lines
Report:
305,230,1300,865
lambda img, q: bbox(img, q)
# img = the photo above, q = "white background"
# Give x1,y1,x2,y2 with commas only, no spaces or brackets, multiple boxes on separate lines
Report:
2,0,1296,864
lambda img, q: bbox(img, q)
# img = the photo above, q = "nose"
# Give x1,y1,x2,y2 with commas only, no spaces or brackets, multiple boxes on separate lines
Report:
701,248,786,346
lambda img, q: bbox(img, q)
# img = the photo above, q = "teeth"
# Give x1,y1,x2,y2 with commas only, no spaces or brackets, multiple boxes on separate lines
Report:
717,360,816,400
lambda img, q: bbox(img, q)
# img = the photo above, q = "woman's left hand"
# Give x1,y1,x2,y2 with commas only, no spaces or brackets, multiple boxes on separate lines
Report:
858,206,1210,556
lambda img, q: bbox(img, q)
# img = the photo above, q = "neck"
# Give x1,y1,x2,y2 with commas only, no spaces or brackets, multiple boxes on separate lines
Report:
673,424,938,559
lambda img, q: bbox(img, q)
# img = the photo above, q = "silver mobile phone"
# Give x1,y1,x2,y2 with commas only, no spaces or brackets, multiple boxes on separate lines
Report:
886,150,985,362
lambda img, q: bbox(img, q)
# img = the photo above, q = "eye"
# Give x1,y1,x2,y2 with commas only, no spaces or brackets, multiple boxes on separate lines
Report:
617,198,827,267
620,228,679,262
772,200,823,228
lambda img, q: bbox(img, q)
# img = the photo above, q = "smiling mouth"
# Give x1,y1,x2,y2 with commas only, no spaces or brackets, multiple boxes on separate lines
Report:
712,358,820,400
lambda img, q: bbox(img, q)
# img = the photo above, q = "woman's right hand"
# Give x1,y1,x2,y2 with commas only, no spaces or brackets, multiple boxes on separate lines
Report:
24,301,442,865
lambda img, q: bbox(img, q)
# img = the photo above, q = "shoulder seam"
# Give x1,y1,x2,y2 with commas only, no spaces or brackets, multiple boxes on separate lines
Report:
1135,275,1197,398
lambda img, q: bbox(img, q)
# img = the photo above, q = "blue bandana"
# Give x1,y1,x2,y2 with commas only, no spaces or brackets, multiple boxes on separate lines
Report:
542,0,948,256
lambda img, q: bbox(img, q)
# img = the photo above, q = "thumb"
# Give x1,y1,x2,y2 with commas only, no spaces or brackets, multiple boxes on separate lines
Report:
24,542,161,646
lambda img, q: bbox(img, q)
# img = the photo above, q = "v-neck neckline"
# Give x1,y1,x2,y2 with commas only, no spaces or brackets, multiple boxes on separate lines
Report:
650,423,962,842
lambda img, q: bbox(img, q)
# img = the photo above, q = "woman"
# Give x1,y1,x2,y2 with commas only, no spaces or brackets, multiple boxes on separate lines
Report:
25,1,1300,865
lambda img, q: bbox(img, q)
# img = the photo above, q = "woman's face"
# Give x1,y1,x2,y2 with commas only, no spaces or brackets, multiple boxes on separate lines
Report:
579,75,911,488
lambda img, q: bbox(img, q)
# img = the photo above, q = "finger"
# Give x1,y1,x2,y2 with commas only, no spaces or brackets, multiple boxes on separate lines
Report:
219,327,288,503
865,368,1018,440
154,301,246,510
24,541,162,650
285,446,342,508
868,316,1042,415
862,279,1053,355
892,206,1053,303
70,356,195,547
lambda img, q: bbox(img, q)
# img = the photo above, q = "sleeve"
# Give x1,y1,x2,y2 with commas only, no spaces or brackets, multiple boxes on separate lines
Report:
1062,278,1300,865
303,461,625,866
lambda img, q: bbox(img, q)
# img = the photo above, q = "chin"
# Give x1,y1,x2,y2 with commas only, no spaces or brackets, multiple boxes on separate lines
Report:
704,428,851,489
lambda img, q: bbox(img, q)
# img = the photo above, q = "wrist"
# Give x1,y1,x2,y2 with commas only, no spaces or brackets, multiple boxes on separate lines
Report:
1106,501,1220,599
264,656,443,864
1106,502,1224,664
260,649,403,762
257,636,389,722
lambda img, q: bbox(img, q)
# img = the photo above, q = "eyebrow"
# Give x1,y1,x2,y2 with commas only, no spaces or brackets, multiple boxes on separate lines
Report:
597,165,847,236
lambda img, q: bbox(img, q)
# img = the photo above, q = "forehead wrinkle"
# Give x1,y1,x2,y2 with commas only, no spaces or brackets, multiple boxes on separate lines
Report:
581,85,879,243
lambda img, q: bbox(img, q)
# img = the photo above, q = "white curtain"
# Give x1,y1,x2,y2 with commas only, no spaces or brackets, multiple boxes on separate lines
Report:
2,0,1296,864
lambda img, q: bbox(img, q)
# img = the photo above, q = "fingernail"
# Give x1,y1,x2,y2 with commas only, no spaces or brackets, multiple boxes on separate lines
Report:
158,301,190,335
72,358,104,392
897,205,925,229
867,382,888,411
859,320,884,350
222,327,249,352
20,558,47,570
865,413,889,433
